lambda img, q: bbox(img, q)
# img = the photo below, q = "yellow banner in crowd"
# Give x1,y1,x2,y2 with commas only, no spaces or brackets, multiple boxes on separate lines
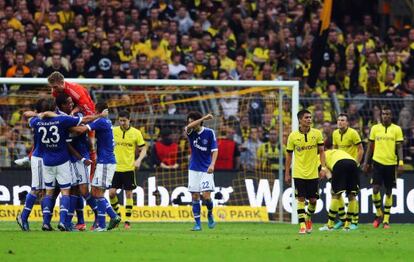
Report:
0,205,269,222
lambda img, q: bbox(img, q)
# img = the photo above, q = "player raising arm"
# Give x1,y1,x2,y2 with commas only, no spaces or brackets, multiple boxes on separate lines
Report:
285,109,326,234
185,112,218,231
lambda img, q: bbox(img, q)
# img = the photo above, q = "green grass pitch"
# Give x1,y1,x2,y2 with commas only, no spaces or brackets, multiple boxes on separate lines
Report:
0,222,412,261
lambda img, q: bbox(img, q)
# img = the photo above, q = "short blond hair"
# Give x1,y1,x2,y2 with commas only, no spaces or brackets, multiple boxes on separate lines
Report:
47,71,64,84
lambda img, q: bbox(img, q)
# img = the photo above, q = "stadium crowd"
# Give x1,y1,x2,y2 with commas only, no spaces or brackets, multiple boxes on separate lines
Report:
1,0,414,170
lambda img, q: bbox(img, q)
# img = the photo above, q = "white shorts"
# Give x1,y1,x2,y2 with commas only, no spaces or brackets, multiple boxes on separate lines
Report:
71,161,91,185
43,161,72,189
30,156,45,190
188,170,215,193
92,163,116,189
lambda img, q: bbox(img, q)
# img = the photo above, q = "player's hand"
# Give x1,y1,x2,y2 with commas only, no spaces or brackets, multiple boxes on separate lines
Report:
83,158,92,166
207,164,214,173
284,172,291,185
203,114,213,121
397,164,404,175
319,169,327,179
172,163,179,169
361,163,371,174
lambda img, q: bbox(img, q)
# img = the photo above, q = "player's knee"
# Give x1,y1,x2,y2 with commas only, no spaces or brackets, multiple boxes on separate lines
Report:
125,190,133,199
297,197,305,202
192,193,200,201
309,198,317,205
372,185,380,193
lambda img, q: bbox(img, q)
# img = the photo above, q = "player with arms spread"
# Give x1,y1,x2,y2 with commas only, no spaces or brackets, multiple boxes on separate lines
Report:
285,109,326,234
185,112,218,231
362,105,404,229
331,113,364,230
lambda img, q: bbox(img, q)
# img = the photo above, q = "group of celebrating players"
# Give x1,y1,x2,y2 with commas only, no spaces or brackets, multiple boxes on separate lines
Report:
286,107,403,234
16,71,403,233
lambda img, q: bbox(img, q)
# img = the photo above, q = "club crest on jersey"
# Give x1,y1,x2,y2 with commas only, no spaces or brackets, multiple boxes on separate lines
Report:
202,139,208,145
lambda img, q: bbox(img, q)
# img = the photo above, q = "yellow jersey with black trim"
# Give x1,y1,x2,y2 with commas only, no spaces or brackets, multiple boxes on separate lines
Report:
114,126,146,172
325,149,356,171
286,128,324,179
369,123,403,165
332,128,362,161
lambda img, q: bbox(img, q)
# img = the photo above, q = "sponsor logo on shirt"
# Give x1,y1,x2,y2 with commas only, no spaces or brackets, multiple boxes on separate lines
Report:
295,144,317,152
193,138,207,151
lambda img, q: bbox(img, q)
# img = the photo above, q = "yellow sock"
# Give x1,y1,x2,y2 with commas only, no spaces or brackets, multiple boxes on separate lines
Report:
372,192,383,217
337,195,346,222
297,200,306,228
110,195,121,216
347,199,357,228
125,198,133,221
383,195,392,224
306,202,316,221
352,201,359,225
328,198,339,228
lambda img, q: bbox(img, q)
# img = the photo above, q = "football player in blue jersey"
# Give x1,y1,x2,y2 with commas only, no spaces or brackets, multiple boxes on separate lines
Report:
71,102,121,231
55,93,98,231
16,98,55,231
23,99,108,231
185,111,218,231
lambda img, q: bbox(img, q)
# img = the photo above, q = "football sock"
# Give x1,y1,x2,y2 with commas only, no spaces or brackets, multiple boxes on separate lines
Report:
21,193,37,222
84,193,97,214
59,195,70,225
306,202,316,221
105,199,118,219
327,198,339,228
110,195,121,216
383,195,392,224
347,199,357,227
125,198,133,222
41,195,53,225
204,199,213,218
372,192,383,217
338,196,346,223
66,195,77,227
96,197,107,228
76,195,85,225
192,200,201,225
297,200,306,228
352,200,359,225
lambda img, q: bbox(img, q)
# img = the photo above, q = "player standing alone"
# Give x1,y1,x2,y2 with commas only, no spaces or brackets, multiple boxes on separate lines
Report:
362,105,404,229
185,112,218,231
285,109,326,234
110,110,147,229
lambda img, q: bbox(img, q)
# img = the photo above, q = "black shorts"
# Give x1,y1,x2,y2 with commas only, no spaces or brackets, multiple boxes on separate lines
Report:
111,171,137,190
331,159,359,195
294,178,319,199
372,161,396,191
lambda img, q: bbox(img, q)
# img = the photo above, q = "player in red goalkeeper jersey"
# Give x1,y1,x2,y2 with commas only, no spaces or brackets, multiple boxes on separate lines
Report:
48,71,95,116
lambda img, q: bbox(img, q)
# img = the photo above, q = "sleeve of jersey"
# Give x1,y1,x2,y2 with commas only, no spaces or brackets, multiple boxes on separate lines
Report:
286,134,294,153
29,117,38,128
368,126,375,141
64,116,82,128
211,130,218,152
86,119,101,131
396,127,404,142
136,130,146,147
352,130,362,144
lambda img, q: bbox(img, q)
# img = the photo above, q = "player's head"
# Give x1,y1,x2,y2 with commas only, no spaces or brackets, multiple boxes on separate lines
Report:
55,93,73,114
35,98,56,113
297,109,312,128
95,101,108,114
187,111,203,127
118,110,130,129
337,113,349,129
380,105,392,125
47,71,65,92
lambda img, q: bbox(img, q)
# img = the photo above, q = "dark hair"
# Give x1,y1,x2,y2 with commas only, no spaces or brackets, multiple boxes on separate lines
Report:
35,98,56,113
55,93,70,109
187,111,203,125
118,110,130,119
381,105,392,113
337,113,348,120
96,102,108,113
297,109,311,120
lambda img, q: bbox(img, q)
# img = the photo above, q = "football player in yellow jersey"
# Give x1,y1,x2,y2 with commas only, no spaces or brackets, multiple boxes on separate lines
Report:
109,110,147,229
362,106,404,229
285,109,326,234
319,146,360,232
332,113,364,230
